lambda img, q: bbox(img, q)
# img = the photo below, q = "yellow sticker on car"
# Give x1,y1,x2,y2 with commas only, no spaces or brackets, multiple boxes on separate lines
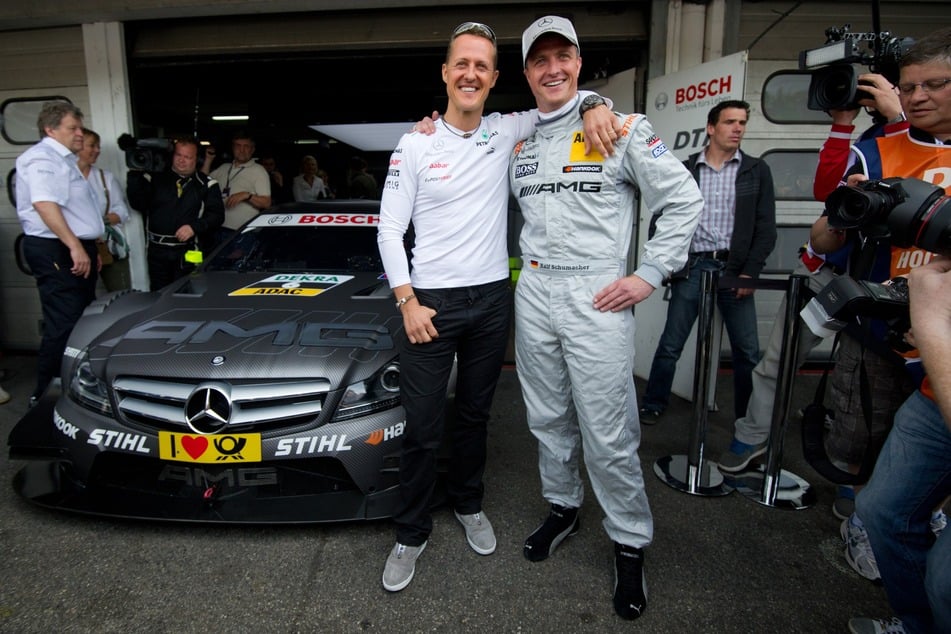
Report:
159,431,262,463
229,273,354,297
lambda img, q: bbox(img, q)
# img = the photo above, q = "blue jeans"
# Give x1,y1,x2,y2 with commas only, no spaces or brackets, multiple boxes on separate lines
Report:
856,390,951,634
643,257,760,419
393,279,512,546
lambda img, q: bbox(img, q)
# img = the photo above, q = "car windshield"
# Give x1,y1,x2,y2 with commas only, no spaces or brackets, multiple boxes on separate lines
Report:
206,221,383,273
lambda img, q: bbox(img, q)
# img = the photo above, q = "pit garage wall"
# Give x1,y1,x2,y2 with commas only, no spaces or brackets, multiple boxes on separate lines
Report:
0,23,139,351
0,27,89,351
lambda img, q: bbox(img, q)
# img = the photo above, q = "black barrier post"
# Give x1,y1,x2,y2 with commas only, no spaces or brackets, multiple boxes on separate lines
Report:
653,268,732,496
728,274,816,510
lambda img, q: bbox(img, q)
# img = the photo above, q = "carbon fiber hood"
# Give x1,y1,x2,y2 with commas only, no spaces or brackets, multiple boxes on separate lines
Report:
80,270,401,389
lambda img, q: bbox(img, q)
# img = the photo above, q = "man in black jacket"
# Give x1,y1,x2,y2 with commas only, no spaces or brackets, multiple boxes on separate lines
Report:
127,137,225,290
641,100,776,423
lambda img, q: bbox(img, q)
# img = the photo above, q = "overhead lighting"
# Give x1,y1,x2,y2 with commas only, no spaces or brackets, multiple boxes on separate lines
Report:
310,122,413,152
212,115,249,122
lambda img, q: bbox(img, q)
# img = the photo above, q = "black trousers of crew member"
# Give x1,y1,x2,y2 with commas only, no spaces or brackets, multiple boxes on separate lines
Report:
22,236,99,400
147,242,196,291
394,278,512,547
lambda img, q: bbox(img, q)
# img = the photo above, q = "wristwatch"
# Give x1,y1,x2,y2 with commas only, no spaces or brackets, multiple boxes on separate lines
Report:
579,94,607,117
887,112,907,125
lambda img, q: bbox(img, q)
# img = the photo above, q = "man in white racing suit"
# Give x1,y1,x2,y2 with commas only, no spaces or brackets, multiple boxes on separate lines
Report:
510,15,703,621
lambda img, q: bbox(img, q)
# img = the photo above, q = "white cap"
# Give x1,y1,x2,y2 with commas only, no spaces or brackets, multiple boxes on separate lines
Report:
521,15,580,66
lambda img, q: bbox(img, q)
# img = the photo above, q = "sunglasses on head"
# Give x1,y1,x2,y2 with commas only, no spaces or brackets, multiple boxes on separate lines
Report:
452,22,497,44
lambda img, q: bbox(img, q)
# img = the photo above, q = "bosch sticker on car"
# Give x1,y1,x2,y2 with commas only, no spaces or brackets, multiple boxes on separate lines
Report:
229,273,353,296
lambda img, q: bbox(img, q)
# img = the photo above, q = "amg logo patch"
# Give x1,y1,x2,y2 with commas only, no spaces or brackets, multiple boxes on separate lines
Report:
518,181,602,197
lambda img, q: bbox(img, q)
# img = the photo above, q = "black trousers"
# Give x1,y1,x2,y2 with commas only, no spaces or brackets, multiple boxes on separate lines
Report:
394,278,512,546
147,242,195,291
22,236,98,399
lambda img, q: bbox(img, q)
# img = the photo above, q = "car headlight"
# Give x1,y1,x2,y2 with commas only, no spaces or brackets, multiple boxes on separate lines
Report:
68,349,113,415
332,361,401,422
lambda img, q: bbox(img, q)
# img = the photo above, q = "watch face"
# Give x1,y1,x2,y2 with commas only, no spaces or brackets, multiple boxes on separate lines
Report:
582,95,605,109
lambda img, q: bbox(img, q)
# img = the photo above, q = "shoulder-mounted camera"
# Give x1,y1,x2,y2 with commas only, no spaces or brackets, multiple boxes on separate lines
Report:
799,24,913,111
117,133,173,173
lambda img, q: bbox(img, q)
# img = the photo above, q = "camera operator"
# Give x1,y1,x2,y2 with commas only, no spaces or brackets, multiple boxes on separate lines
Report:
127,137,225,291
809,27,951,592
813,75,908,204
717,83,906,478
848,256,951,634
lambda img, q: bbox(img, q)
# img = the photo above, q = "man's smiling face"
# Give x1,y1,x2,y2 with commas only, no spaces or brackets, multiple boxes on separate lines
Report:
442,33,499,117
523,34,581,113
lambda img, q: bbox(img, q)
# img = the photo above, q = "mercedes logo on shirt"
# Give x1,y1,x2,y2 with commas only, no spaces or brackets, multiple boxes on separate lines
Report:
184,384,232,434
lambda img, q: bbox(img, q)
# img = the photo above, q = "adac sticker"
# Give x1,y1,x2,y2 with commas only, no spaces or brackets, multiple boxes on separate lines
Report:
569,131,605,163
229,273,353,297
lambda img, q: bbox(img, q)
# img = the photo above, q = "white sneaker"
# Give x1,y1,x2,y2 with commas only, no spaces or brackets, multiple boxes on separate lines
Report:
840,515,881,582
0,385,10,405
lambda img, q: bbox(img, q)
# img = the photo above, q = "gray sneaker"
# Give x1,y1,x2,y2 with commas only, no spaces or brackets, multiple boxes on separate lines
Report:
848,617,906,634
382,541,427,592
717,438,769,473
455,510,497,555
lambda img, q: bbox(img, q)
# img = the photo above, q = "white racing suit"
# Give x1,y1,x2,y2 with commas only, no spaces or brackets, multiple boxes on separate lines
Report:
510,107,702,547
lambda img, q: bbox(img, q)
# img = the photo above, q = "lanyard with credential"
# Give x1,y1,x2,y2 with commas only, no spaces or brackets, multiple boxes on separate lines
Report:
226,163,246,191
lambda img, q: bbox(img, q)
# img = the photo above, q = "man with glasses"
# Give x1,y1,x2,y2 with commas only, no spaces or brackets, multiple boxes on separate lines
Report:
819,26,951,634
377,20,618,592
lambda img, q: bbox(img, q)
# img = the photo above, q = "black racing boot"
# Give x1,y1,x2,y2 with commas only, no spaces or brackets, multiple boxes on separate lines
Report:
613,542,647,620
523,503,580,562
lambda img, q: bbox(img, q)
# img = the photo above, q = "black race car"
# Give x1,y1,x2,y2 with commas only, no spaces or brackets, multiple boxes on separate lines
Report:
8,200,445,523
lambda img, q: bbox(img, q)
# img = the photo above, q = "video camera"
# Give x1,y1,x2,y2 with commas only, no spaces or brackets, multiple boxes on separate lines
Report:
802,177,951,341
117,133,173,173
799,24,913,111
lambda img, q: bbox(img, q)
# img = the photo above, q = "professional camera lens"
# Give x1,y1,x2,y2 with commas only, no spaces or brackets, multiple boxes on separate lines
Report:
826,183,900,228
807,64,861,111
884,178,951,256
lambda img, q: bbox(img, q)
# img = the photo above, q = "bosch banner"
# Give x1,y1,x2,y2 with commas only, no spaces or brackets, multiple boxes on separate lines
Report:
646,51,748,161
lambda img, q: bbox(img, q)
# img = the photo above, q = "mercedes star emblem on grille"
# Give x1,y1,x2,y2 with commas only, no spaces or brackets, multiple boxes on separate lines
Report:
184,385,232,434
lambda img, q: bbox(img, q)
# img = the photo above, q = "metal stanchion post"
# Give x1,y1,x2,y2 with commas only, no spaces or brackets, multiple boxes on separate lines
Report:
654,268,731,496
729,274,816,509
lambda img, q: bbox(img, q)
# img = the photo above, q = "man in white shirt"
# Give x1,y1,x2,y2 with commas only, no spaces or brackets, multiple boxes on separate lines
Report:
16,101,104,404
208,132,271,244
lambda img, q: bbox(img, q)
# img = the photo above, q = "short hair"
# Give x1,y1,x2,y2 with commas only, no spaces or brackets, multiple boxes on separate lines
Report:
36,101,83,139
900,27,951,68
232,131,255,145
445,21,498,68
82,127,100,144
707,100,750,127
174,137,201,153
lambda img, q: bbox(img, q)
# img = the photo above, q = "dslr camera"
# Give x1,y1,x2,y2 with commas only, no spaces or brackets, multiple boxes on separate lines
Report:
799,24,912,111
802,177,951,341
825,177,951,255
117,133,173,173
